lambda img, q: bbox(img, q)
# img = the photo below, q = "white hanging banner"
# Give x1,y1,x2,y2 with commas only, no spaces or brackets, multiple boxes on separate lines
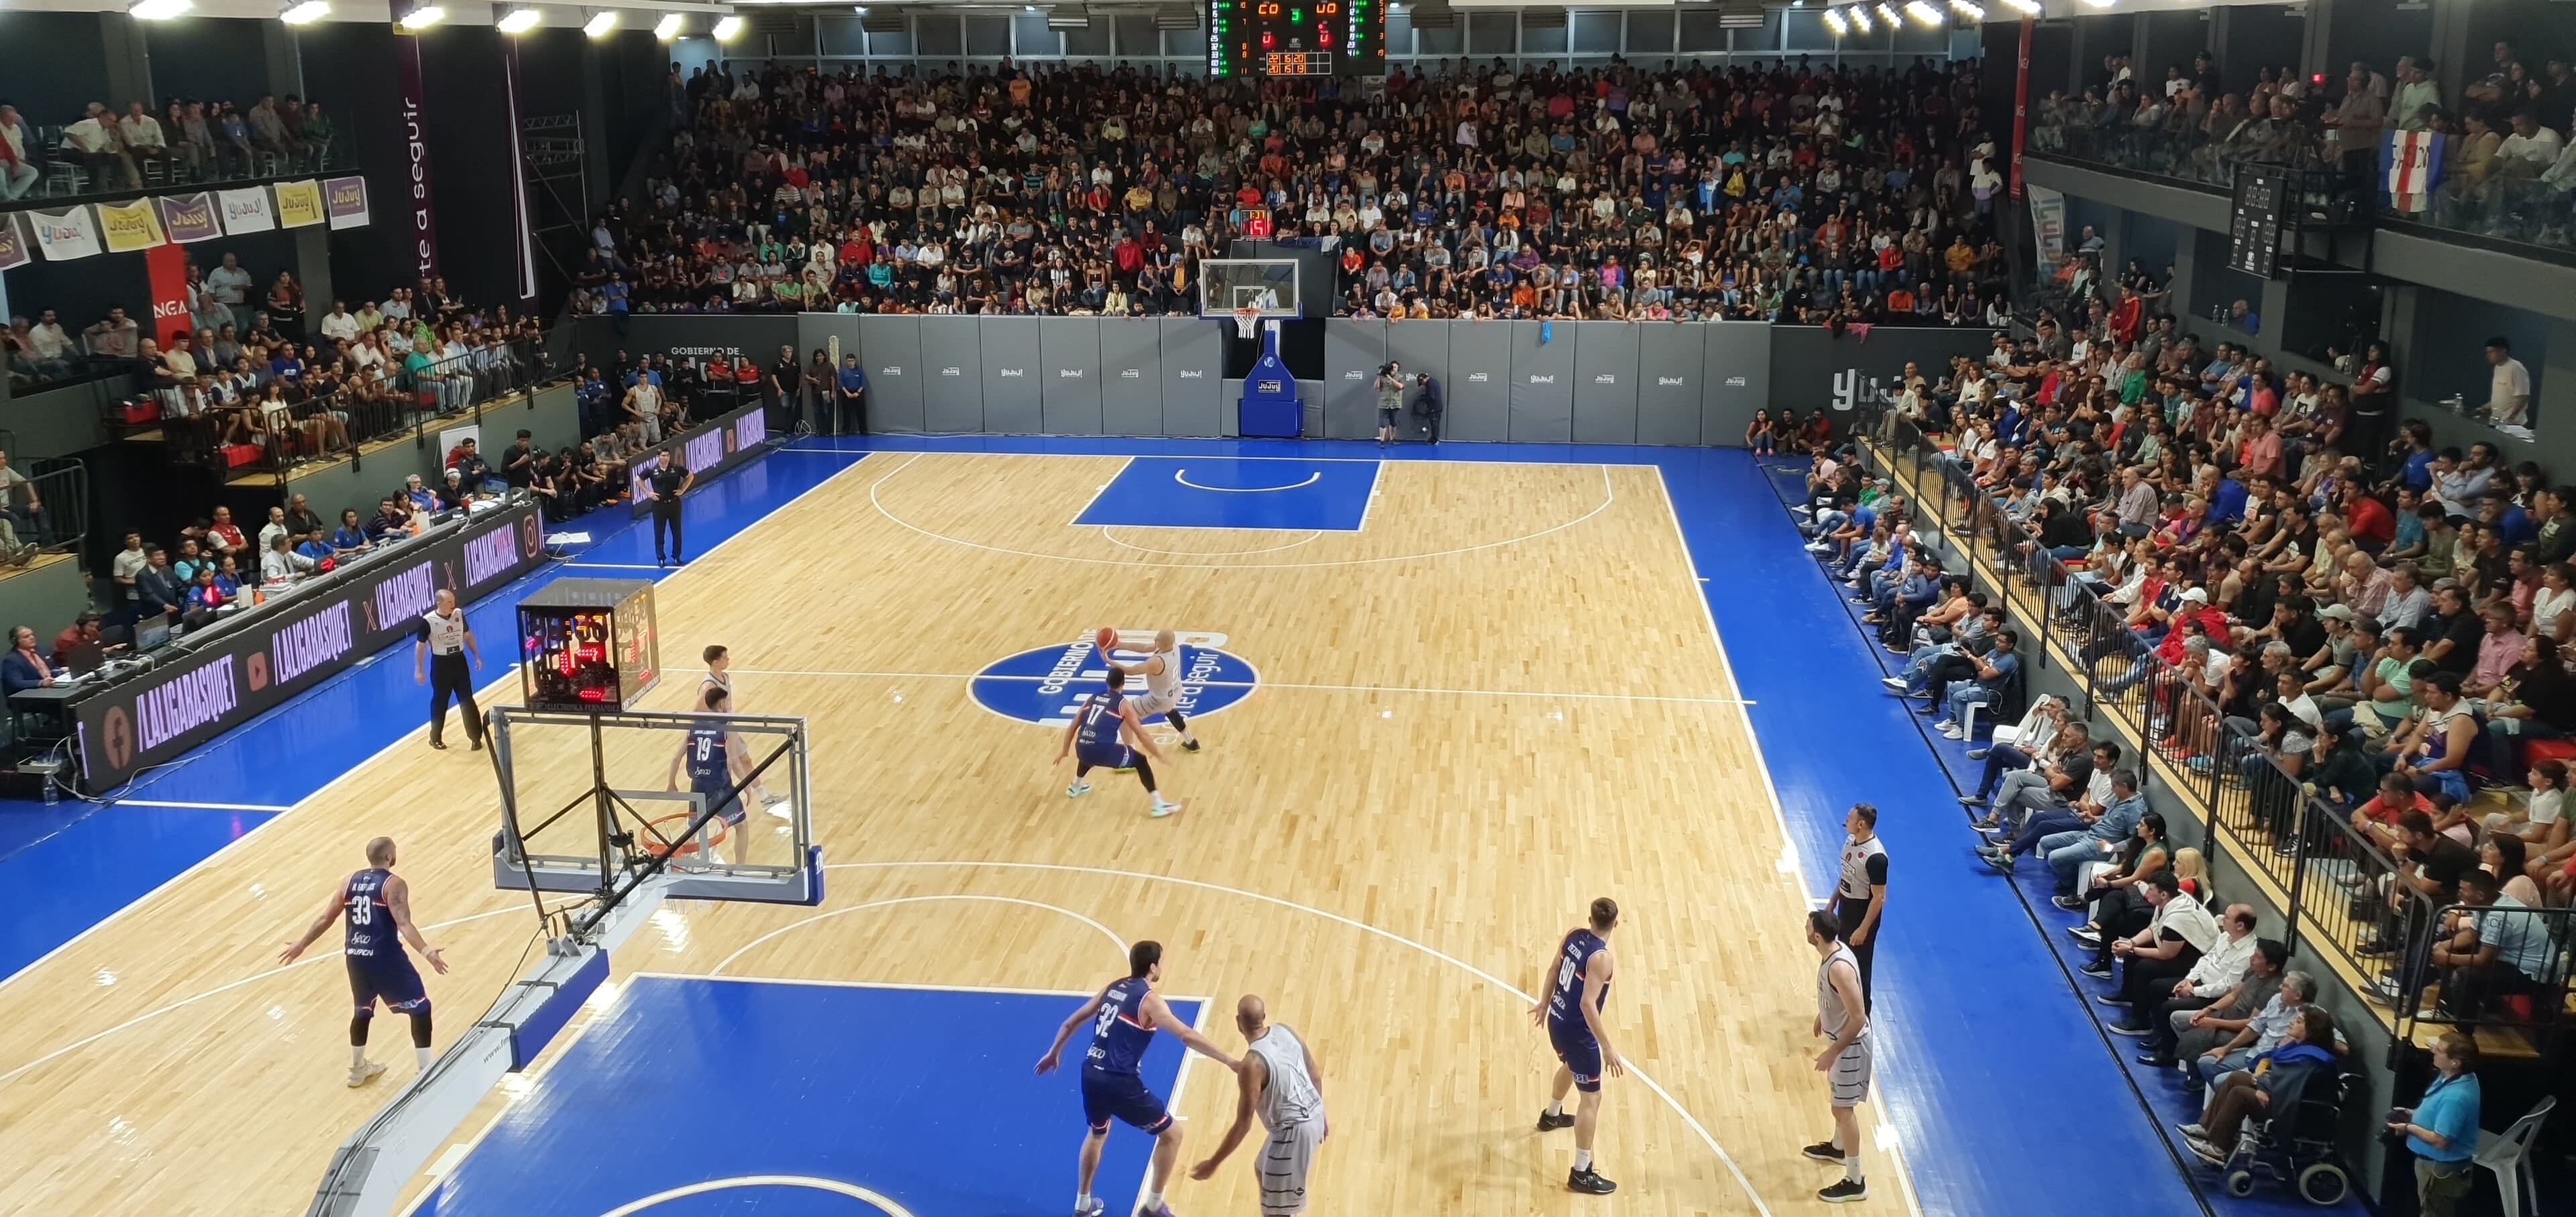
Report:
219,187,276,235
30,207,102,261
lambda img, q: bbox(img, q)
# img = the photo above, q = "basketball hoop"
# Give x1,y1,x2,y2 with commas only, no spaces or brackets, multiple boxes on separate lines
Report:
1232,307,1264,341
638,811,727,859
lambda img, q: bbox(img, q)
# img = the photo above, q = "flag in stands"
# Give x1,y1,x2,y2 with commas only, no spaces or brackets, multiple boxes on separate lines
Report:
2382,130,2447,214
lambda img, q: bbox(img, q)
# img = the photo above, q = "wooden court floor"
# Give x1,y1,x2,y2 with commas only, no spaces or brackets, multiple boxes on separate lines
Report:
0,451,1918,1216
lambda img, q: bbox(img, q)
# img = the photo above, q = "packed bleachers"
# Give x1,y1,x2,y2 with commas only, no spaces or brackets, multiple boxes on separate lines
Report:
574,58,2010,326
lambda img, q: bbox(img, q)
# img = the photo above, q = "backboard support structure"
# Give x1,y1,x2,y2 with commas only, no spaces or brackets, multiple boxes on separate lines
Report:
1198,258,1301,319
486,706,823,922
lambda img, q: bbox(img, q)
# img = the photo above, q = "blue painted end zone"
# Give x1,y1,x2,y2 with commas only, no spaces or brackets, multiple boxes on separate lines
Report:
1658,448,2203,1217
416,977,1200,1217
0,805,274,980
1074,456,1377,531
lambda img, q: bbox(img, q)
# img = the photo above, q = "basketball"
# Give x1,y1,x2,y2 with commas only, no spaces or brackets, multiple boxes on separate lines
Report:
1095,627,1118,654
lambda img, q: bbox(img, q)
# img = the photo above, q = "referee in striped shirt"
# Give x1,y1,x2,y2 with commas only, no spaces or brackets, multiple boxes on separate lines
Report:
1828,803,1888,1008
413,588,484,750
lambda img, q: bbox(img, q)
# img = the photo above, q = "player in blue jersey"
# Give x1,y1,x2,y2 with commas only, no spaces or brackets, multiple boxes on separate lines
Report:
1055,667,1183,818
1037,940,1239,1217
279,836,449,1088
1532,897,1623,1195
667,684,757,865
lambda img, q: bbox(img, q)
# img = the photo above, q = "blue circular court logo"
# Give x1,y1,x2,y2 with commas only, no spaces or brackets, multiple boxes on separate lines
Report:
971,636,1258,727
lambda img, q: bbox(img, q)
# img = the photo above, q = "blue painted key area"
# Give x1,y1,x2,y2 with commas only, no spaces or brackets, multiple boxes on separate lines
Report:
411,977,1200,1217
1073,456,1377,531
4,433,2231,1217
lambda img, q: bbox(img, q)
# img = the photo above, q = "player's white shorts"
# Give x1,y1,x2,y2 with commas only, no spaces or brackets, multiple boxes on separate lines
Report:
1132,691,1181,719
1256,1118,1325,1215
1829,1035,1874,1108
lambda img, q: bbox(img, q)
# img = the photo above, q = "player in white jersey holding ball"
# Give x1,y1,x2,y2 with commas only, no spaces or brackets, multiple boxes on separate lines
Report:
1192,994,1328,1214
1102,629,1203,752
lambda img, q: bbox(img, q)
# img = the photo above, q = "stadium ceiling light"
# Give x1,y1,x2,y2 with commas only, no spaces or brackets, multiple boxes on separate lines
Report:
711,13,745,39
1874,1,1899,25
1847,3,1871,32
129,0,193,17
1998,0,2039,11
583,9,618,34
398,5,446,28
496,6,541,31
655,11,684,36
279,0,330,23
1947,0,1982,16
1903,0,1941,23
1821,7,1846,34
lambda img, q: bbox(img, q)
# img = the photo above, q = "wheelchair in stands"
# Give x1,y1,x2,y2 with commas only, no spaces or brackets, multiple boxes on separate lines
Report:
2210,1069,2361,1204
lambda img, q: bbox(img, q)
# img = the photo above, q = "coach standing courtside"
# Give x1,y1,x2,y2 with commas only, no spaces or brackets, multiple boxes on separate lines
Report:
1829,804,1888,1008
645,455,694,566
413,588,484,751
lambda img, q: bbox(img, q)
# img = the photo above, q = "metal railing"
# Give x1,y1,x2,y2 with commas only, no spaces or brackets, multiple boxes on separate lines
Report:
2390,900,2576,1052
1861,407,2493,1059
9,462,90,559
11,123,350,207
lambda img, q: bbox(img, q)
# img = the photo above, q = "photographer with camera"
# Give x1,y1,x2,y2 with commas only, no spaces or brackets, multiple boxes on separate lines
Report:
1375,361,1405,449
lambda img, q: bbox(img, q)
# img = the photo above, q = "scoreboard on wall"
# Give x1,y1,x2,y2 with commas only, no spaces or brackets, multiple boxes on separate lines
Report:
1210,0,1385,78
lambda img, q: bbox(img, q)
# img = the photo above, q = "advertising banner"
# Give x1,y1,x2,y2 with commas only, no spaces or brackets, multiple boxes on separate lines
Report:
72,500,548,792
627,403,771,517
97,198,166,253
274,179,327,229
325,176,372,230
0,213,30,273
145,244,193,347
396,33,441,278
219,187,276,235
30,207,101,260
2027,183,2066,272
158,192,223,244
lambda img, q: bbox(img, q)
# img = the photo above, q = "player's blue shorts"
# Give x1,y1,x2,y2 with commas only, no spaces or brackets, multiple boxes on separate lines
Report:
1080,1067,1173,1134
694,780,745,826
1075,743,1134,772
1548,1017,1603,1093
347,954,427,1014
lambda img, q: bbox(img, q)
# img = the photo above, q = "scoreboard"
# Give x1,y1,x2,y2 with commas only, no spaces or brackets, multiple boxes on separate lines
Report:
1210,0,1384,78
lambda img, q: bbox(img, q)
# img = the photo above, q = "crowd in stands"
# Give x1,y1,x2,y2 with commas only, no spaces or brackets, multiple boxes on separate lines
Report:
4,249,548,473
0,93,341,201
1788,279,2561,1166
569,57,2010,326
2033,44,2576,246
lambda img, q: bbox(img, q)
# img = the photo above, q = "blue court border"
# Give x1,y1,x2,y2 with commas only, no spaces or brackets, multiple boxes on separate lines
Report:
3,433,2207,1217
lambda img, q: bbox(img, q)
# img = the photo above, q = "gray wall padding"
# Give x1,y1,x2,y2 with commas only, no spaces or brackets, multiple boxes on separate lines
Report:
1507,321,1575,442
1635,323,1706,445
1038,317,1105,435
919,317,987,433
1572,321,1642,445
1323,319,1387,440
1099,320,1165,437
1159,319,1225,436
979,317,1044,433
1444,322,1512,441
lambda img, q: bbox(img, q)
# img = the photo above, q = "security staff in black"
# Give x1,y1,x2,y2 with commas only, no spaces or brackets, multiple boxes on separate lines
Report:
412,588,484,751
645,456,694,566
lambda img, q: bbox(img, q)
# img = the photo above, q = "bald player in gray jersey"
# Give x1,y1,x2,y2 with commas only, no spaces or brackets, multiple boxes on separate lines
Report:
1191,994,1328,1214
1103,630,1202,752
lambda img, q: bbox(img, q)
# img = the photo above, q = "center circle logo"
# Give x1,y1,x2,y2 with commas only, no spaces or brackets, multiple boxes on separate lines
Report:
971,634,1258,727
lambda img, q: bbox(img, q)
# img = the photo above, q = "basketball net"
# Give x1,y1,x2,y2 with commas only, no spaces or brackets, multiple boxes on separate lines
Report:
1233,307,1265,343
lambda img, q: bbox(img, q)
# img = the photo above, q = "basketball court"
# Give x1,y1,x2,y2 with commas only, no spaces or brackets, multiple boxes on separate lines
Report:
0,438,1953,1216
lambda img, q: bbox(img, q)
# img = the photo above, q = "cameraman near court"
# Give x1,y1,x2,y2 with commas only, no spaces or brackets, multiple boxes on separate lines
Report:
1375,361,1405,448
1413,372,1444,443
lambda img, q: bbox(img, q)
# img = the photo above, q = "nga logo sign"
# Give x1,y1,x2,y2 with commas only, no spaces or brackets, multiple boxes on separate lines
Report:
971,632,1258,727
